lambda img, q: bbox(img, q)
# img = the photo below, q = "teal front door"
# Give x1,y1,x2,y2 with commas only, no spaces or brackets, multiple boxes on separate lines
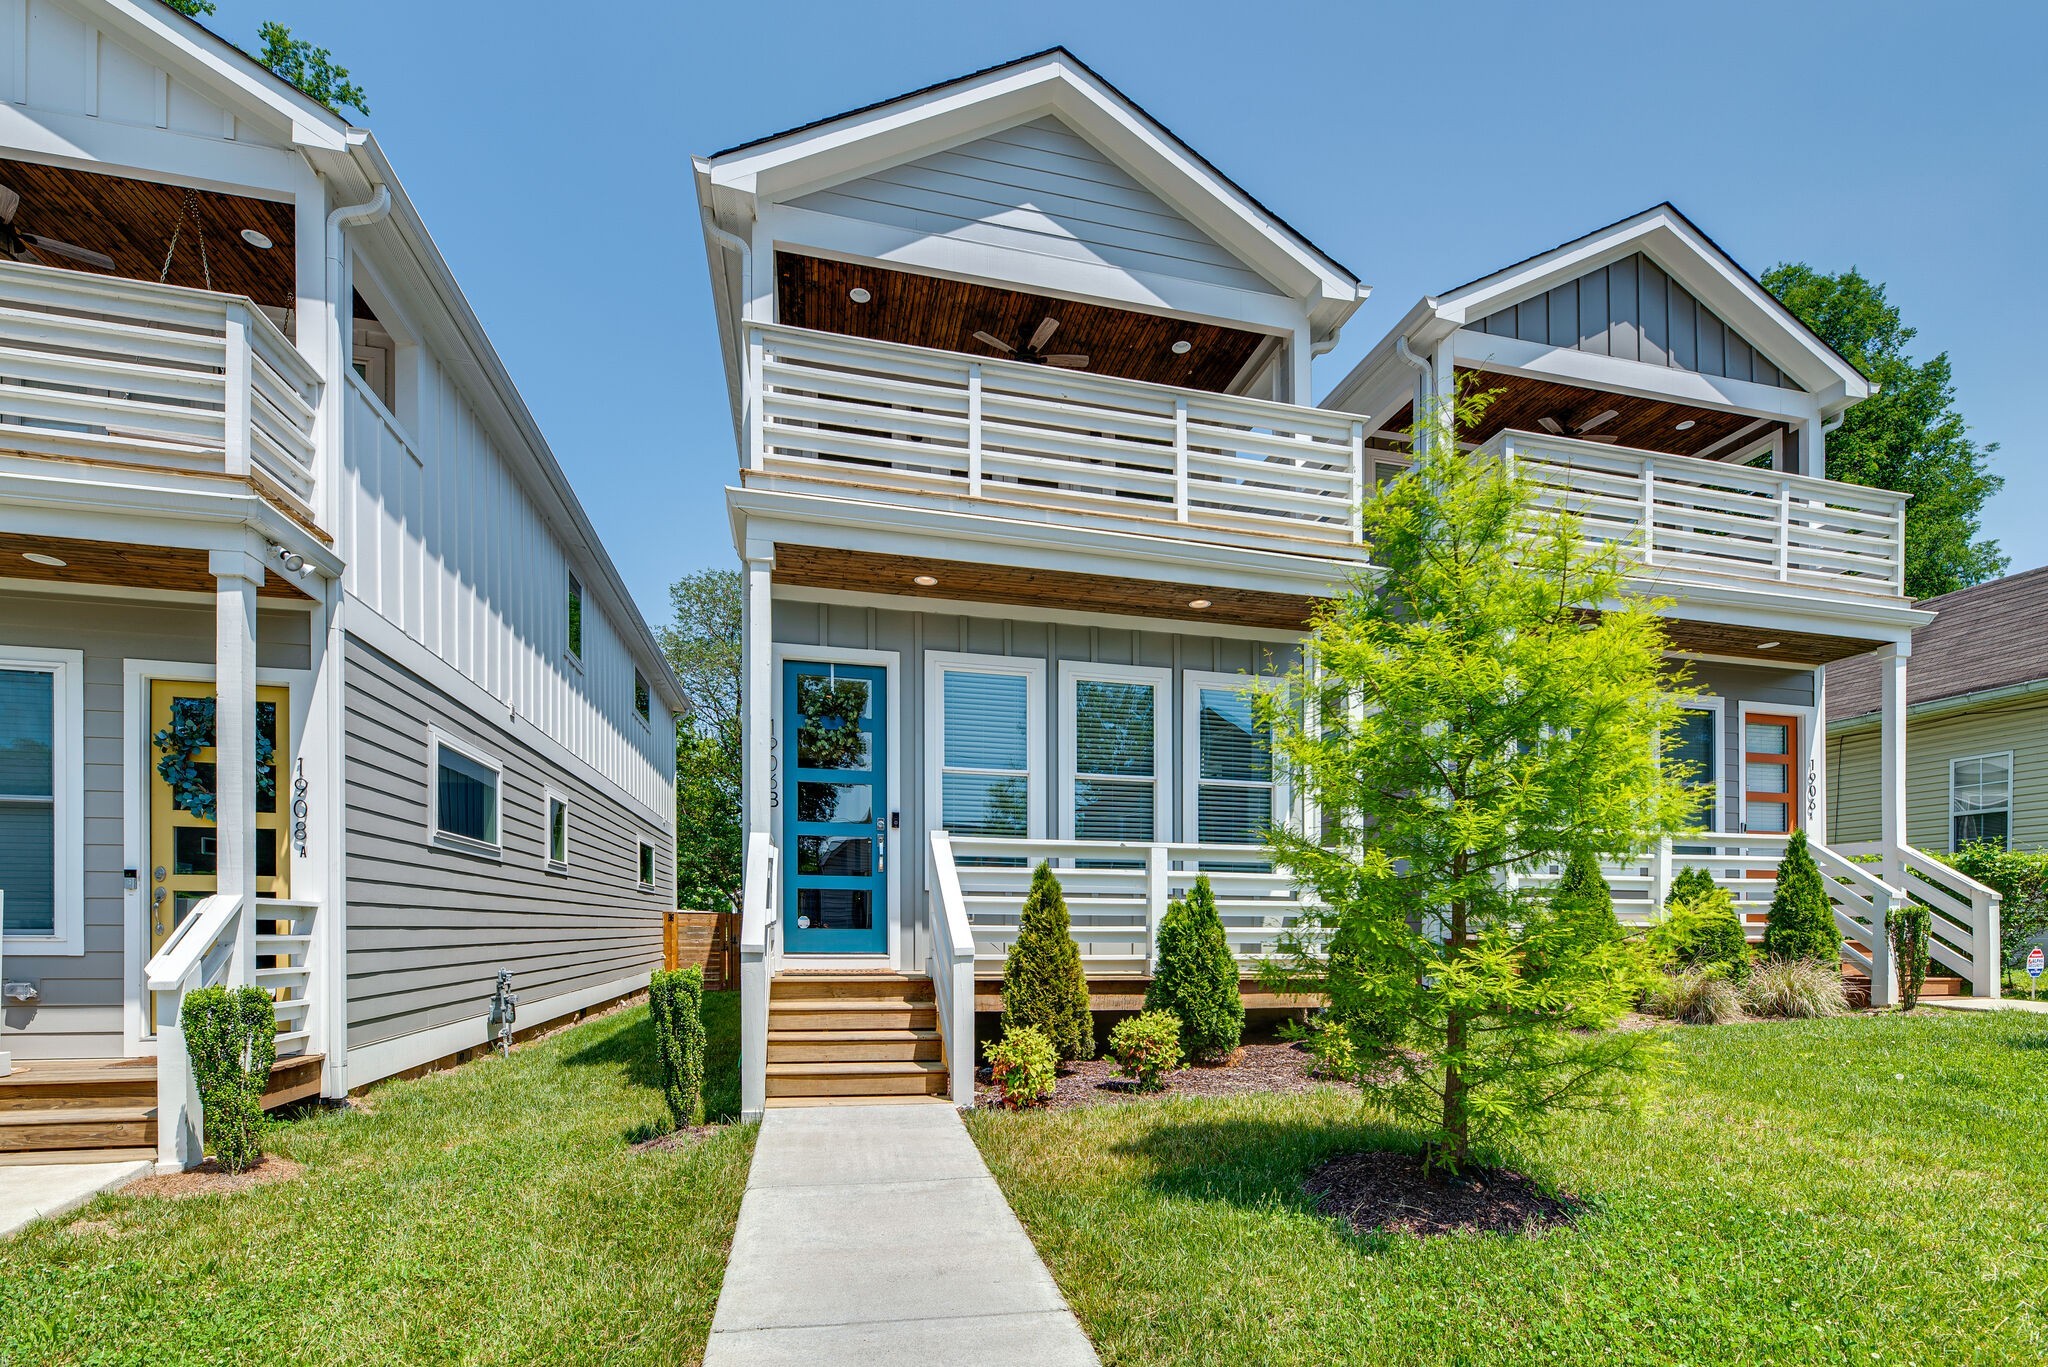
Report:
783,661,889,955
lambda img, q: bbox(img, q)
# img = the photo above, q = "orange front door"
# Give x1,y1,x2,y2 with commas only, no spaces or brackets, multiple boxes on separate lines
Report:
1743,713,1800,836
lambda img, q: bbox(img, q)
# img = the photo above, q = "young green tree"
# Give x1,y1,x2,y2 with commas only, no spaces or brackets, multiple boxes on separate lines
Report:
663,569,742,911
1760,829,1841,964
1144,874,1243,1061
256,22,369,116
1001,863,1094,1062
1764,264,2004,598
1262,390,1693,1176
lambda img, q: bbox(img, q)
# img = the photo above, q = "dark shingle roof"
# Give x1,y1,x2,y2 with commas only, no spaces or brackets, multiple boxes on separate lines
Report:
1827,565,2048,724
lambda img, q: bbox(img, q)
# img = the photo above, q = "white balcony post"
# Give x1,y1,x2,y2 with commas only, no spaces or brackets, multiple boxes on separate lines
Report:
1893,501,1909,595
741,550,775,842
1878,644,1909,863
745,327,766,472
1652,836,1674,910
1641,460,1657,565
1776,479,1792,582
1349,420,1365,544
222,303,252,478
1172,398,1189,522
1146,844,1170,972
210,547,264,989
967,363,984,497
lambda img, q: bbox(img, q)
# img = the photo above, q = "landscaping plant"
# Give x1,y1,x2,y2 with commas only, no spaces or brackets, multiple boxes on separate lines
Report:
1760,830,1841,964
1646,967,1744,1026
1107,1010,1183,1092
1001,862,1094,1061
1888,902,1931,1011
180,983,277,1173
1655,882,1752,980
1523,849,1621,979
1741,958,1849,1019
1261,389,1693,1176
987,1024,1058,1109
648,966,707,1128
1144,874,1243,1061
1944,841,2048,973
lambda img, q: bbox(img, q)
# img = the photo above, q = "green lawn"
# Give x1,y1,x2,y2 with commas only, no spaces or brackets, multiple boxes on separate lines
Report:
968,1009,2048,1366
1,992,752,1367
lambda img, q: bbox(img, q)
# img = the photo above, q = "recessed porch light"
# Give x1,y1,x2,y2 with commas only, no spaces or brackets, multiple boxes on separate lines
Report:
848,287,872,304
22,551,66,568
1171,340,1193,355
1757,641,1782,650
240,229,273,249
1675,419,1696,431
1187,598,1212,609
912,574,938,587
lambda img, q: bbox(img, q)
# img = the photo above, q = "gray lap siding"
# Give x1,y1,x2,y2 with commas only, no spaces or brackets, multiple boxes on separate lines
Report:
341,634,668,1055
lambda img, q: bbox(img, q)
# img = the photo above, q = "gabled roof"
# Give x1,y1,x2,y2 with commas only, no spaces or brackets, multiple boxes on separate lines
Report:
1828,567,2048,725
697,47,1362,314
1325,203,1874,419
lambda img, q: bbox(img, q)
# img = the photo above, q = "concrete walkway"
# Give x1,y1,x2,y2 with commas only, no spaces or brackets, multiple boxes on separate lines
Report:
1924,994,2048,1014
0,1160,152,1238
705,1103,1099,1366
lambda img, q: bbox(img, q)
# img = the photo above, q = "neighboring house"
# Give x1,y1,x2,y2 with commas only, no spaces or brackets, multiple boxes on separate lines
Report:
1828,566,2048,854
0,0,682,1166
695,50,2003,1116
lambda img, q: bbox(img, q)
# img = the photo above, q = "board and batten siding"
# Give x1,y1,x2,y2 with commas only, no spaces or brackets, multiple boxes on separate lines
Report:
1471,252,1796,390
341,634,669,1062
0,590,310,1060
787,115,1281,298
1827,695,2048,852
772,596,1299,967
340,371,672,818
0,0,288,146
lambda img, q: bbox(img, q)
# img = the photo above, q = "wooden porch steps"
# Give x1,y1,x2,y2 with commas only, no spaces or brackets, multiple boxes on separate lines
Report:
0,1052,324,1162
766,974,948,1105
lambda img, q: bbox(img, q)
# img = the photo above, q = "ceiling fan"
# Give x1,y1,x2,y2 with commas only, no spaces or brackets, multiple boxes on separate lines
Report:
0,184,117,272
1536,408,1621,443
971,316,1089,369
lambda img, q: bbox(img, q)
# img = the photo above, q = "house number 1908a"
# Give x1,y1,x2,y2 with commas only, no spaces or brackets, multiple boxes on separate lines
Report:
292,757,309,857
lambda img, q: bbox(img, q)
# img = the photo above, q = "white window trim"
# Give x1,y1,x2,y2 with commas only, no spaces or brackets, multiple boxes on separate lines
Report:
544,786,571,871
632,669,652,729
428,726,504,857
637,838,658,891
1181,669,1291,847
1059,661,1173,843
1735,701,1816,837
564,571,585,671
1665,693,1725,834
0,644,84,957
1947,749,2014,852
923,651,1047,843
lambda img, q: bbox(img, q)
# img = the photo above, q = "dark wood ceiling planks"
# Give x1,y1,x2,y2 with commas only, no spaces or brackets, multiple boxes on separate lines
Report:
0,531,313,600
1375,369,1783,460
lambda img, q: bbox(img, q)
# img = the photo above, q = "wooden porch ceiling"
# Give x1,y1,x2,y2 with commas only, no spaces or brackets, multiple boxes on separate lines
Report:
0,157,297,308
0,531,314,601
1377,369,1784,461
771,544,1318,632
1659,616,1882,666
775,252,1271,393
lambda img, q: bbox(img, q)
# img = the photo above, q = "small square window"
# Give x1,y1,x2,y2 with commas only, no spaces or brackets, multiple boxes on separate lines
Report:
546,791,569,867
634,670,650,723
638,839,657,888
567,573,584,660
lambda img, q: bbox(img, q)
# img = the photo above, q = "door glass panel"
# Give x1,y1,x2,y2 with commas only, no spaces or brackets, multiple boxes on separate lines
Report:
796,676,872,770
1745,761,1788,794
796,888,872,931
173,825,218,876
796,781,871,825
1748,803,1789,834
257,701,279,814
1745,721,1788,755
797,835,873,877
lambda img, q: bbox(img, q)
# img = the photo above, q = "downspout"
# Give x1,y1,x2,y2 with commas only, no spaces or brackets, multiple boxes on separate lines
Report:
1394,336,1433,449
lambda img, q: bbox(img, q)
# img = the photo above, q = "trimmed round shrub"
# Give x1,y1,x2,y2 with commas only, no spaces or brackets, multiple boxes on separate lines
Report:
648,965,707,1129
1741,957,1849,1019
1645,967,1744,1025
1144,874,1243,1062
1762,830,1841,965
1108,1009,1183,1092
1001,862,1094,1062
1657,885,1753,981
987,1024,1057,1109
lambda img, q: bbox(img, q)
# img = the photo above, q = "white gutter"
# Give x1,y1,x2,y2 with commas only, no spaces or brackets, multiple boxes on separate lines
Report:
322,180,391,530
1828,676,2048,735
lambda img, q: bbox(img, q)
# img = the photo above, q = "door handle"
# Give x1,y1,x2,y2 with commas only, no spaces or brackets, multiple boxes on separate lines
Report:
876,817,887,873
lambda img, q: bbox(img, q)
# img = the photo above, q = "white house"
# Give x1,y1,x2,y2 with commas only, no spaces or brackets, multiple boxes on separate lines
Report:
694,50,2003,1115
0,0,683,1167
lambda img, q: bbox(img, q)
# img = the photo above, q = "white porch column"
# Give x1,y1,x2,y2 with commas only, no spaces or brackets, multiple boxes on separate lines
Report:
1872,643,1909,1008
1806,665,1828,845
211,546,265,988
741,548,775,838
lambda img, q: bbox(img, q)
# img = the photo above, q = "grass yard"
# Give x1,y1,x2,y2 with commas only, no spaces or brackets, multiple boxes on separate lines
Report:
968,1009,2048,1366
0,991,752,1367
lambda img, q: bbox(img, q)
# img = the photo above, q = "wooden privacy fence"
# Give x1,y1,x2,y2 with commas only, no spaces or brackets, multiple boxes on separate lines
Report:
664,909,736,990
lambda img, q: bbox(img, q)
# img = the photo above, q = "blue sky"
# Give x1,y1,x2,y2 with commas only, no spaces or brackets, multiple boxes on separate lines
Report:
239,0,2046,628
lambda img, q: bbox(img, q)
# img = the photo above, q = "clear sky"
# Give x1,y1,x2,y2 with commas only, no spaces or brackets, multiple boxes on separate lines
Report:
240,0,2046,627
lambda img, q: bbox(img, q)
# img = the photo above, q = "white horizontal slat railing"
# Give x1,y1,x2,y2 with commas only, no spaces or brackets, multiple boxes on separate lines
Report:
940,834,1324,974
1485,430,1908,598
0,260,322,519
1833,841,2003,999
737,832,779,1122
748,322,1367,551
926,832,979,1104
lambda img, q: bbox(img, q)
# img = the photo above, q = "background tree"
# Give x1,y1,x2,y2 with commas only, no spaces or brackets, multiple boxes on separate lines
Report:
1264,390,1692,1176
662,569,742,911
1765,264,2004,598
157,3,370,117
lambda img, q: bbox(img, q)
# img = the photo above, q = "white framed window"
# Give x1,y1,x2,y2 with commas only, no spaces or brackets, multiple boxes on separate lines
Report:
1060,662,1171,842
566,572,584,664
1664,695,1723,833
428,727,502,855
0,645,84,955
634,670,651,725
638,839,658,889
924,652,1045,844
544,787,570,869
1182,671,1287,847
1950,752,2012,851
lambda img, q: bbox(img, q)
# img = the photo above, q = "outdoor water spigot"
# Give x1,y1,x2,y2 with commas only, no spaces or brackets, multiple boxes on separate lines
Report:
489,969,518,1056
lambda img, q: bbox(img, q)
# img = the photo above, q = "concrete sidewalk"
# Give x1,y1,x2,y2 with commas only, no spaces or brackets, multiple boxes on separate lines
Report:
705,1102,1099,1366
1924,995,2048,1014
0,1160,151,1238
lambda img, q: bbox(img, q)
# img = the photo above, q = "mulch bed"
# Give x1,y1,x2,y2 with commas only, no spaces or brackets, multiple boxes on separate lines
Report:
1305,1150,1578,1239
977,1039,1339,1111
123,1154,304,1201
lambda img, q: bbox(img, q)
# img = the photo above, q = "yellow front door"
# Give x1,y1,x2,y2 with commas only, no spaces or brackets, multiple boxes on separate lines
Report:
147,681,289,1021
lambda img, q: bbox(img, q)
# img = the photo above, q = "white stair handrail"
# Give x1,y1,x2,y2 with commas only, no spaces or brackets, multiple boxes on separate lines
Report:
146,893,243,995
146,893,244,1173
927,831,978,1106
738,832,778,1122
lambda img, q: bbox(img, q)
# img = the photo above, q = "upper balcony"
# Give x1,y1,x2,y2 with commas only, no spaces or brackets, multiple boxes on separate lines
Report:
0,260,323,526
